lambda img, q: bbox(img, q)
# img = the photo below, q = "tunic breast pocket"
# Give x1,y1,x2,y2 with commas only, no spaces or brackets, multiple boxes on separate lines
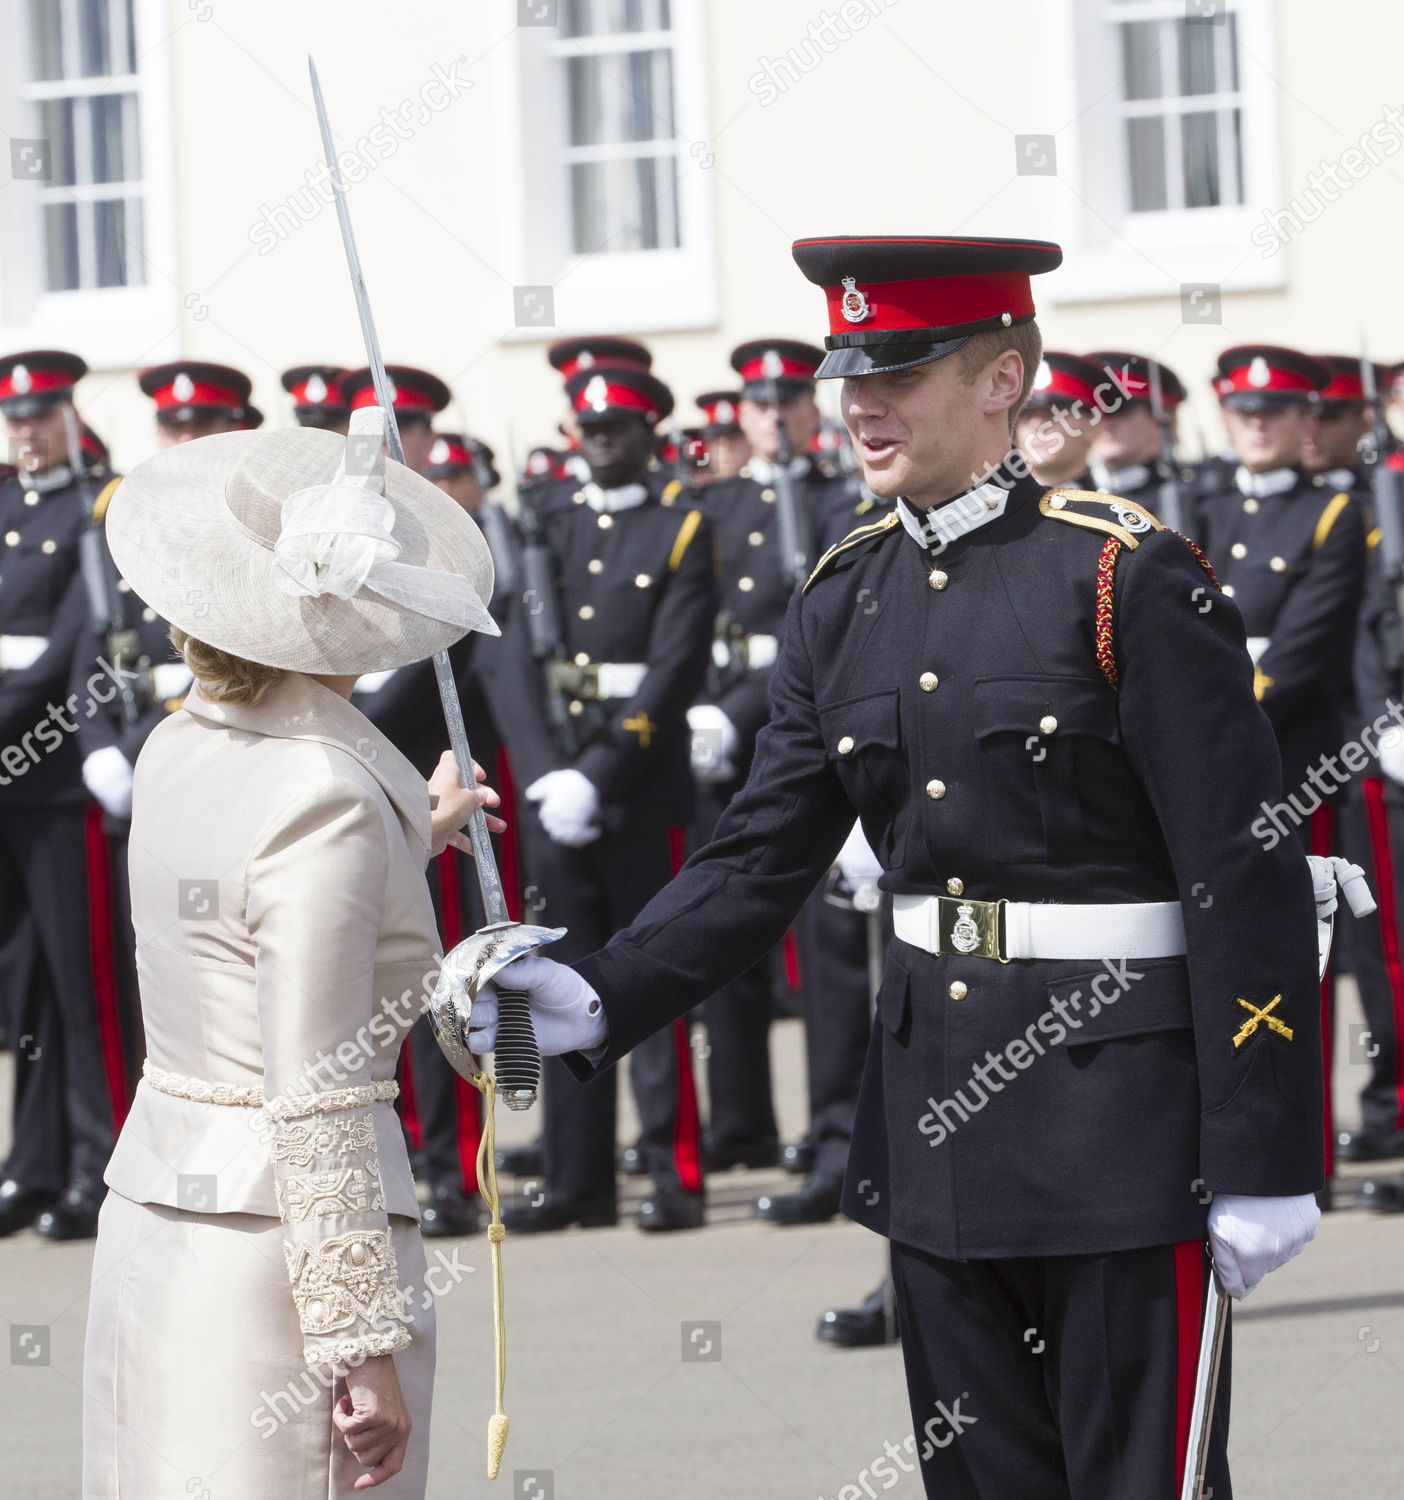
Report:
818,688,903,825
973,675,1121,864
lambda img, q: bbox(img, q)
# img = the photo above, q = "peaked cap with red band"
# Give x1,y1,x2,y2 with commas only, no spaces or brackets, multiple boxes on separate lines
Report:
424,431,501,487
729,339,826,398
280,364,349,418
80,423,109,466
1086,350,1186,410
237,403,265,431
1314,355,1385,409
341,365,450,419
1214,345,1329,412
1022,351,1113,412
565,363,674,426
791,235,1062,378
139,361,253,422
548,336,653,382
0,349,88,417
696,388,742,435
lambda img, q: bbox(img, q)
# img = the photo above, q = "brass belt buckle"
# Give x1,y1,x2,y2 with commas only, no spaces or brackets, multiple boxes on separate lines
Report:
936,895,1008,962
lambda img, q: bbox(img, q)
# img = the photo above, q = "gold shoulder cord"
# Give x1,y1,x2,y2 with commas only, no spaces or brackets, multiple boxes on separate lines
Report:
470,1067,511,1478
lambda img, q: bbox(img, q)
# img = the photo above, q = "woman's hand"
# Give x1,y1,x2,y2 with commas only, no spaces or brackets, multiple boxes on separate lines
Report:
334,1353,413,1489
428,750,506,856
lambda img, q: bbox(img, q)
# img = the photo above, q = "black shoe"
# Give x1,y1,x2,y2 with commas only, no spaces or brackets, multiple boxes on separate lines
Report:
780,1138,815,1175
618,1142,649,1176
637,1188,705,1232
1336,1128,1404,1162
495,1141,543,1177
0,1180,58,1238
500,1190,617,1233
756,1171,844,1226
701,1135,780,1173
1360,1175,1404,1212
419,1183,480,1238
816,1283,899,1348
33,1177,105,1241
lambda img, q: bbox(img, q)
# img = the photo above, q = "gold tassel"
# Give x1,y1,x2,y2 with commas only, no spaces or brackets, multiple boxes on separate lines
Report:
473,1071,511,1479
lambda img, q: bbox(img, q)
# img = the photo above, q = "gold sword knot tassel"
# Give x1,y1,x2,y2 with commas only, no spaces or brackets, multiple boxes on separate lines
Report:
1232,993,1293,1049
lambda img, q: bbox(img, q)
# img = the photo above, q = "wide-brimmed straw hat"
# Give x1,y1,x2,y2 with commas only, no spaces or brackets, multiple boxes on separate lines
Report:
106,408,497,674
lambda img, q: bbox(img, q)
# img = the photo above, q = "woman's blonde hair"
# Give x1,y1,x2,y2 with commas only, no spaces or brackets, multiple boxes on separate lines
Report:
169,626,283,707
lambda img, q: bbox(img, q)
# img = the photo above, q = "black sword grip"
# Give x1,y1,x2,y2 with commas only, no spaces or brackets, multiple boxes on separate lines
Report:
493,986,541,1111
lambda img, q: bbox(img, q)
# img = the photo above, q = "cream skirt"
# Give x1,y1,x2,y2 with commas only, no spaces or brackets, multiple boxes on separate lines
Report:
82,1190,436,1498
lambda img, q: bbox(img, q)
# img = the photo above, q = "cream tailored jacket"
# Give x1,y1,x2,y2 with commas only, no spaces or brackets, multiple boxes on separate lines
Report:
106,670,444,1367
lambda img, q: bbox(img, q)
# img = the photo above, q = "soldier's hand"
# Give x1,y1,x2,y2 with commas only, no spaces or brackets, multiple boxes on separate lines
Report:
1207,1192,1320,1299
687,703,738,782
468,954,607,1056
427,750,505,856
524,768,600,846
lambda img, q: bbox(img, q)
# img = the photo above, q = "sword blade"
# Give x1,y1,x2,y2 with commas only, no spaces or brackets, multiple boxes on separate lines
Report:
1179,1268,1228,1500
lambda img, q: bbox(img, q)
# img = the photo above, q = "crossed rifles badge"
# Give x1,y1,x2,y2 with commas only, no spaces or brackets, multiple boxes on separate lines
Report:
1232,993,1294,1050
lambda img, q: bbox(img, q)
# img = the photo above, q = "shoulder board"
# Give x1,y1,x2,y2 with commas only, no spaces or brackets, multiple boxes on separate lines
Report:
92,476,122,524
660,477,684,506
802,510,900,593
1039,488,1166,550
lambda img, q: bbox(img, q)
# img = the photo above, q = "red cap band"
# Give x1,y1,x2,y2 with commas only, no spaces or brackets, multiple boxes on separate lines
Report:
0,365,77,401
737,353,819,382
150,378,244,412
573,375,659,423
1215,360,1319,397
349,380,438,413
823,270,1034,338
1320,369,1365,402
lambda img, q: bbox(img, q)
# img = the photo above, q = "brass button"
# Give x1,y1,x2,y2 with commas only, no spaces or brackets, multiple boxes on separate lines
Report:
1230,542,1247,559
588,558,604,574
1242,497,1259,514
760,487,776,502
597,513,613,529
117,578,131,592
142,606,156,621
836,735,855,756
578,604,595,619
928,568,948,591
1039,714,1058,735
948,980,968,1001
946,877,964,895
574,652,590,666
23,490,39,506
926,778,946,800
748,530,764,546
568,699,584,716
919,671,939,692
573,490,587,504
41,539,57,554
1269,555,1286,572
635,573,652,588
1222,583,1235,597
738,576,755,592
1048,494,1067,509
4,531,19,546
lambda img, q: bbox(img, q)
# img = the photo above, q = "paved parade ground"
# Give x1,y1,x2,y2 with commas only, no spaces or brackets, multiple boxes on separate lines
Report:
4,987,1402,1500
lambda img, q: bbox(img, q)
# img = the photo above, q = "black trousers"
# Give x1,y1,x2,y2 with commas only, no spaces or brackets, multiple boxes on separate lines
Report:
0,807,115,1190
792,881,875,1177
1338,780,1404,1136
523,803,701,1199
889,1237,1231,1500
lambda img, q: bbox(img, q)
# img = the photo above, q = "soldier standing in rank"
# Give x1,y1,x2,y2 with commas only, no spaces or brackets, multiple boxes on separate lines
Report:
280,363,351,434
0,350,121,1239
486,357,716,1233
479,234,1329,1499
337,365,494,1237
695,389,750,481
1197,344,1368,1208
1011,351,1109,490
1085,351,1194,515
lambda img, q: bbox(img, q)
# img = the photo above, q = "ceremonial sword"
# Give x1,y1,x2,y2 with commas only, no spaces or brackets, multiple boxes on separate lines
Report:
310,59,559,1110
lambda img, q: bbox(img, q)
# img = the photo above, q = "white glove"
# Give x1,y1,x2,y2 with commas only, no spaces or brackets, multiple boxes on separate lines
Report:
687,703,738,782
1207,1192,1320,1299
836,821,883,885
1380,724,1404,786
525,769,600,847
1305,853,1375,920
467,954,607,1056
82,745,134,820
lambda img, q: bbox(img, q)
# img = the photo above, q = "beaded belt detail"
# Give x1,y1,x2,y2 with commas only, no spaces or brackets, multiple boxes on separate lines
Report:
141,1059,399,1115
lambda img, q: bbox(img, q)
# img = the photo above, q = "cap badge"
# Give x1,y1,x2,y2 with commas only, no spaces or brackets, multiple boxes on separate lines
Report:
1247,356,1271,388
840,276,873,324
577,351,596,369
385,378,399,404
429,438,450,465
305,373,327,403
172,371,195,402
11,364,32,394
715,399,734,423
584,373,609,410
761,349,785,379
1033,359,1053,391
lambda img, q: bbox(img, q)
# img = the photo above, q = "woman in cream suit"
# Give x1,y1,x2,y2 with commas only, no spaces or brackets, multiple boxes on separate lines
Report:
83,408,502,1496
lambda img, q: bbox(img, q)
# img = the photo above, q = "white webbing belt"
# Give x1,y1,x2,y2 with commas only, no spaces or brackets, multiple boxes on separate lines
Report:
892,893,1187,962
594,662,647,698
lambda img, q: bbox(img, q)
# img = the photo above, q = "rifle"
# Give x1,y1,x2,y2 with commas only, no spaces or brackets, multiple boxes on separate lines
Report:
1359,347,1404,682
516,489,580,760
60,401,141,729
454,399,518,599
1147,360,1187,534
769,374,813,589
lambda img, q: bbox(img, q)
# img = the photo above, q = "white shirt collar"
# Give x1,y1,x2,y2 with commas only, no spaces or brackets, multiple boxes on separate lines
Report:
745,455,810,485
1090,458,1151,494
1323,465,1357,491
898,481,1009,551
1235,464,1298,498
582,481,648,513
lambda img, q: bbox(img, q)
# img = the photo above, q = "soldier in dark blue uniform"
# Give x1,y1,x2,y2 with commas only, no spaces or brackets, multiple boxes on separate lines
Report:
695,389,749,482
487,359,716,1233
482,236,1328,1499
1012,350,1107,490
341,364,449,476
280,364,350,434
1085,351,1195,517
0,350,119,1239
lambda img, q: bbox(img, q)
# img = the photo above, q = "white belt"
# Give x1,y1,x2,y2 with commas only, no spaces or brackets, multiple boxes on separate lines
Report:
594,662,647,698
0,635,48,671
710,636,778,671
892,892,1187,962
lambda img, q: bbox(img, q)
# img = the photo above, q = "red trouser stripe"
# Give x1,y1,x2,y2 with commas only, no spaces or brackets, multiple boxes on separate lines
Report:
435,849,482,1190
495,746,522,922
1311,804,1335,1176
1173,1238,1206,1495
1363,777,1404,1130
782,929,802,991
83,804,128,1130
668,826,703,1194
396,1035,423,1151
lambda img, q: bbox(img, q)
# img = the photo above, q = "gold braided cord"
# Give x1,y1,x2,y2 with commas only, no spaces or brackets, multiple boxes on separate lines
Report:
472,1069,511,1479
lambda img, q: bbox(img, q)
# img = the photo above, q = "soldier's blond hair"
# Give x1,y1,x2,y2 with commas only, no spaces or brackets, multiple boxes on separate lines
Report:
954,319,1044,432
169,626,283,707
